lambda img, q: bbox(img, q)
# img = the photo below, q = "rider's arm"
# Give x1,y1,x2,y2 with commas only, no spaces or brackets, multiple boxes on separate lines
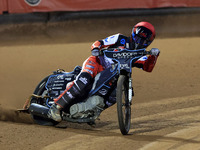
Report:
133,55,159,72
91,34,120,50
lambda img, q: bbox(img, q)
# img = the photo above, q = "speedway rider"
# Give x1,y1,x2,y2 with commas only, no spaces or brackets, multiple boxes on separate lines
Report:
48,21,160,122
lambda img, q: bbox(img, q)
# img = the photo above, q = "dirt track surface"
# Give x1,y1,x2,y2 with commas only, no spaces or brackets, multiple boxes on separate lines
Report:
0,14,200,150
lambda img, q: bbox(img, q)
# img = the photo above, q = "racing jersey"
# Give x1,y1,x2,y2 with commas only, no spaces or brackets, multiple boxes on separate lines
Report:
91,33,159,72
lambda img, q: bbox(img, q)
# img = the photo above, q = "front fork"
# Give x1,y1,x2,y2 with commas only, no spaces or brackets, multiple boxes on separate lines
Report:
128,74,133,104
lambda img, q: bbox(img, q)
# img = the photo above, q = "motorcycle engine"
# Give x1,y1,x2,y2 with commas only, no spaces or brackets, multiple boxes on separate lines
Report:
69,96,105,118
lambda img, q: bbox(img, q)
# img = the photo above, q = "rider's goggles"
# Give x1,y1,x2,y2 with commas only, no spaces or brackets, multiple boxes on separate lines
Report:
132,27,152,47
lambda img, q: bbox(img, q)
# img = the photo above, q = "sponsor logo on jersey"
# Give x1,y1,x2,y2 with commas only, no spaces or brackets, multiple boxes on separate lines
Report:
120,39,126,45
79,77,88,85
86,65,95,69
66,91,74,99
88,60,95,65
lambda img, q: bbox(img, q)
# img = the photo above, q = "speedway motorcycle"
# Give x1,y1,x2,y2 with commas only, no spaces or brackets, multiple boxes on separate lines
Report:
19,48,150,135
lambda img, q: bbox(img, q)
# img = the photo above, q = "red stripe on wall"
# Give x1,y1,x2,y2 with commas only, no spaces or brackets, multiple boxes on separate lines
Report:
0,0,8,14
3,0,200,14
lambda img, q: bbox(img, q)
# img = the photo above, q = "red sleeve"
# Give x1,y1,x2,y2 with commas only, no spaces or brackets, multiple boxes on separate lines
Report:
91,40,102,50
143,55,158,72
91,39,113,50
134,55,159,72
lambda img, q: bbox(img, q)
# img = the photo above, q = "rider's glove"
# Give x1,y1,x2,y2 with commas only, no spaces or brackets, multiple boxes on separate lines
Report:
150,48,160,56
91,48,100,56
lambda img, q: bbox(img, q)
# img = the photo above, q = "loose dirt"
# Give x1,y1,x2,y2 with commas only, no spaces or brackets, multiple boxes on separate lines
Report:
0,14,200,150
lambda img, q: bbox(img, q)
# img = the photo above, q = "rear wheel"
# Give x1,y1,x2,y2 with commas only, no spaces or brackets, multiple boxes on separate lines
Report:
30,75,59,126
116,75,131,135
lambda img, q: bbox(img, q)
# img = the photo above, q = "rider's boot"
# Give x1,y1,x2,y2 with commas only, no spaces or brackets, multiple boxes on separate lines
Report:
48,103,62,122
48,72,93,122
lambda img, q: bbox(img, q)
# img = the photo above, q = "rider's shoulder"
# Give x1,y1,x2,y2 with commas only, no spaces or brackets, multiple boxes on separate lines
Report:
103,33,120,44
106,33,127,39
118,34,128,38
107,33,120,38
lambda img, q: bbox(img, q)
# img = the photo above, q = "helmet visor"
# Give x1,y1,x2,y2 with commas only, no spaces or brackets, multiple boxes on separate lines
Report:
132,27,153,48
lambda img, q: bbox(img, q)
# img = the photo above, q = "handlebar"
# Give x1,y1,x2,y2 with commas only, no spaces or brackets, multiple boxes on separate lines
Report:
101,48,151,56
102,48,151,60
101,48,151,72
143,50,151,55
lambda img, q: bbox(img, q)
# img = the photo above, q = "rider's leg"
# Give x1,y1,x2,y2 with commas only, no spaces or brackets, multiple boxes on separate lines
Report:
55,72,93,108
48,56,104,122
48,72,92,122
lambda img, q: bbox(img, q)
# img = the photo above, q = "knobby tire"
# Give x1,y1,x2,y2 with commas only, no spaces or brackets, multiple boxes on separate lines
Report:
116,75,131,135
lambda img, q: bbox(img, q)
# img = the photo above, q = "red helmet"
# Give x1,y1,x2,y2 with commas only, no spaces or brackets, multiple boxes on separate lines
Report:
131,21,156,49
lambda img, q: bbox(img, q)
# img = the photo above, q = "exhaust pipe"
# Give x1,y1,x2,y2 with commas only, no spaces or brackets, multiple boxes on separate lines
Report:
29,103,50,119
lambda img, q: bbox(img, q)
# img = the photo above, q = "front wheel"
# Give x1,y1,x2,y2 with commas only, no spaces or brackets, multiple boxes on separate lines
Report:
116,75,131,135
